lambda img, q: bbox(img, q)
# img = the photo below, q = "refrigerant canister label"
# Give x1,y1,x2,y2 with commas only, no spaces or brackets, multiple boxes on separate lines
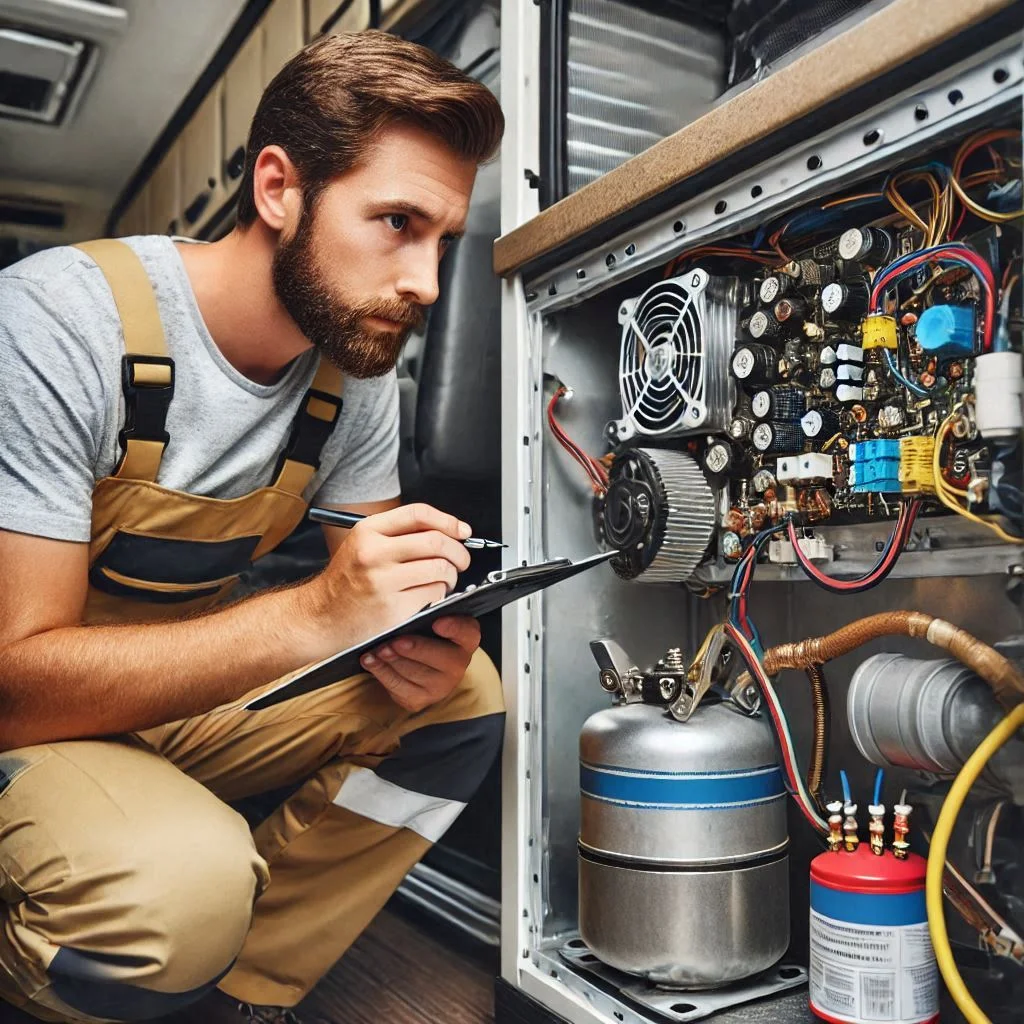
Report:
809,910,938,1023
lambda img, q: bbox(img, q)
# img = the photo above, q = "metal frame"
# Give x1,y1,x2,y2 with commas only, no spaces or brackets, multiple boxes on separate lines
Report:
500,6,1023,1021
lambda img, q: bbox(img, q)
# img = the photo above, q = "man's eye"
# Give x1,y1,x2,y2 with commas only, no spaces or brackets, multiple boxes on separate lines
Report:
387,214,407,231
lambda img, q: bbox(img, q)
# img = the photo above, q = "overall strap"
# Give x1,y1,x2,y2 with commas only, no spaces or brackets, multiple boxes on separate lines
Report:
75,239,173,482
272,356,344,496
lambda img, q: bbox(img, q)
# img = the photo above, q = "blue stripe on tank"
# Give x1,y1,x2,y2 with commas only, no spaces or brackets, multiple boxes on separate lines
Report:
811,881,927,926
579,763,785,809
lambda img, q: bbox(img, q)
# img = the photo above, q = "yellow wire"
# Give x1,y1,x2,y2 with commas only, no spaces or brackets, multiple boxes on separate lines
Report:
932,413,1021,544
927,701,1024,1024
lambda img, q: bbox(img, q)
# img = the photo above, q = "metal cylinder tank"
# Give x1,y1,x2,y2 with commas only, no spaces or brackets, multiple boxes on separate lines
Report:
578,699,790,988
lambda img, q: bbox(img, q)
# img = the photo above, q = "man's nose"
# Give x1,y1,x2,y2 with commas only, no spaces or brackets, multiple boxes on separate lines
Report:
396,248,440,307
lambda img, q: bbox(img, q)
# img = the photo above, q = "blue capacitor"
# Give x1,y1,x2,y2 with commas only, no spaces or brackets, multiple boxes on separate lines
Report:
915,304,975,357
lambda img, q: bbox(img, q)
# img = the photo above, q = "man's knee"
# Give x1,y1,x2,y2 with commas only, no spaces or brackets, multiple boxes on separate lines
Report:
39,814,264,1022
0,742,267,1021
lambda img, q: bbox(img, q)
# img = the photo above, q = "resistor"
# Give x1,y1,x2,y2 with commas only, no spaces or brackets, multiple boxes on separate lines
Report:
868,804,885,856
892,793,912,860
826,801,844,852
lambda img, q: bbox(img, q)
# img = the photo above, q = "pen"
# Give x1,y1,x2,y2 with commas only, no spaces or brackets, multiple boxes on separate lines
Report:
307,506,507,550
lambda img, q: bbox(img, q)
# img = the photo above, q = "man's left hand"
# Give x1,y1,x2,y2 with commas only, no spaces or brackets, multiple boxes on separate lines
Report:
360,615,481,712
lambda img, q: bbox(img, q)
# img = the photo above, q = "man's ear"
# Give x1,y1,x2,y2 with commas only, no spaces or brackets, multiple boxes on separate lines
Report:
251,145,303,233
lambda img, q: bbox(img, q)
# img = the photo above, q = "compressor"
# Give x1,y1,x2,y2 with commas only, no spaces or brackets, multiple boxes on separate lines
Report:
577,638,791,989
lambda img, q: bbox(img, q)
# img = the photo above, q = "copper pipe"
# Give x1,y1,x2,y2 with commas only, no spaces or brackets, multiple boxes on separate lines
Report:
762,611,1024,707
805,664,830,807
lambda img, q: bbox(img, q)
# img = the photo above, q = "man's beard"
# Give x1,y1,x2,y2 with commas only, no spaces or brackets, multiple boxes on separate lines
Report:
271,204,425,379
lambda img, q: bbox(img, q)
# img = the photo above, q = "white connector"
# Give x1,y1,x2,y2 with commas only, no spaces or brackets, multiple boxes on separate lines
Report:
799,452,834,481
768,535,834,564
776,456,801,484
974,351,1023,440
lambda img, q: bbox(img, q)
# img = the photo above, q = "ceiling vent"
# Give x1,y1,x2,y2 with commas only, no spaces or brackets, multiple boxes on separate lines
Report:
0,194,66,229
0,25,88,124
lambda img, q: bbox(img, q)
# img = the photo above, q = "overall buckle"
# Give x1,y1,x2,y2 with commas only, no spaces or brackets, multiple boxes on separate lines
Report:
119,354,176,449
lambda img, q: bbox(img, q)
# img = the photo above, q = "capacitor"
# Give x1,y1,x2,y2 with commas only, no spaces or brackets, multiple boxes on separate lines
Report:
838,226,897,266
819,367,838,390
751,390,773,419
752,468,777,493
809,846,939,1024
703,439,746,479
800,408,840,441
732,343,779,387
748,309,782,341
759,274,791,304
821,280,869,321
752,421,804,454
915,304,976,358
819,345,838,366
774,296,808,326
720,531,743,561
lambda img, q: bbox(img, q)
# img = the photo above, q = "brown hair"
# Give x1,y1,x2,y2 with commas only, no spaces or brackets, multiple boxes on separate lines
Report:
236,30,504,225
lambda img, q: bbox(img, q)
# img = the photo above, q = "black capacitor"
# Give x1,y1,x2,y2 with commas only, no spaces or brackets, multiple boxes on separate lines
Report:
759,274,792,304
770,385,808,421
751,420,804,455
800,408,841,441
751,389,773,419
774,296,809,326
838,226,897,266
748,309,782,341
731,343,779,387
821,279,870,322
703,439,750,480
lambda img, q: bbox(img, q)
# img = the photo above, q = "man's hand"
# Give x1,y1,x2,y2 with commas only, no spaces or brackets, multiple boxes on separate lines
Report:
361,616,481,712
300,503,483,709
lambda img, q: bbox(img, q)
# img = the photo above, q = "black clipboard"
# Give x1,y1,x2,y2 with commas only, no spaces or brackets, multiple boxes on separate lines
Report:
245,550,617,710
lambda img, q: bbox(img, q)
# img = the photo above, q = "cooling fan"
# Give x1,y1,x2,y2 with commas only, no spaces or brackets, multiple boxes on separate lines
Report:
612,269,736,442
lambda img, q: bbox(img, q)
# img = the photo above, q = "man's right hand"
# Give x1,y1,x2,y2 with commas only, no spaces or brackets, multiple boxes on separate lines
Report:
298,503,473,663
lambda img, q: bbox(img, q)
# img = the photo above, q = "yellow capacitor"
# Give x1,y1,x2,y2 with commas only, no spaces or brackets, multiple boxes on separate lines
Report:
862,314,898,350
900,436,936,494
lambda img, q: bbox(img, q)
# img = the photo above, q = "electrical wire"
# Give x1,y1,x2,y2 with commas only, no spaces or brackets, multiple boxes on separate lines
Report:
871,243,995,352
839,769,852,804
951,129,1024,226
786,500,920,593
927,701,1024,1024
546,386,609,495
884,349,931,399
933,408,1021,544
724,622,829,835
982,801,1006,879
873,767,884,807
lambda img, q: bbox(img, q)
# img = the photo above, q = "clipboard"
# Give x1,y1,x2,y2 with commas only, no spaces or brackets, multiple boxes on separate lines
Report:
245,550,617,710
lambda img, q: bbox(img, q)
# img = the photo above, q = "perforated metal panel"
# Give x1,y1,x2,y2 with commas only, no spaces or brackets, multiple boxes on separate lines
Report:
564,0,725,195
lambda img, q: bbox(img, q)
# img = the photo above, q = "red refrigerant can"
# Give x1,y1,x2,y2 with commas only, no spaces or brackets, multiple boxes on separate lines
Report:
809,845,939,1024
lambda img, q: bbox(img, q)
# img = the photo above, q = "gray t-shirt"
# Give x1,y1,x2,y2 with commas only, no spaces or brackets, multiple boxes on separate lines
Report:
0,235,400,543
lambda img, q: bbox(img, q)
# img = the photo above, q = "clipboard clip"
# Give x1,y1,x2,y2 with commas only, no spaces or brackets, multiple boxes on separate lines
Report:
485,558,572,585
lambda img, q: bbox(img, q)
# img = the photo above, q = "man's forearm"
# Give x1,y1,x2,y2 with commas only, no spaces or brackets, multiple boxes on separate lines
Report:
0,583,327,750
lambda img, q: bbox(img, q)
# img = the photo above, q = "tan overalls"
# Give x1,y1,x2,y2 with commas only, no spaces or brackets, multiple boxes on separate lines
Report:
0,240,505,1023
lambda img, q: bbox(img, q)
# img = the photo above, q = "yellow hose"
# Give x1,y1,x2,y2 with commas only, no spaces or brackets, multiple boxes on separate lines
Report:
926,701,1024,1024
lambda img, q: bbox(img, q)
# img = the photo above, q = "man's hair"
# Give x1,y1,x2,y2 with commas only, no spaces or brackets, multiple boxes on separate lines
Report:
236,30,504,225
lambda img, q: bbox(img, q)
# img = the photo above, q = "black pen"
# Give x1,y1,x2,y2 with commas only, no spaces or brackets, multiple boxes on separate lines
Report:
307,506,507,550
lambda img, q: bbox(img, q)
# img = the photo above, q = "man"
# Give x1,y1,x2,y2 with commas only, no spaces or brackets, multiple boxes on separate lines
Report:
0,30,505,1024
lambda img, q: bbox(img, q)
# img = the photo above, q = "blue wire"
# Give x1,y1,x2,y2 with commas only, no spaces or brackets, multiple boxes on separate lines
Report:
884,350,931,398
840,769,852,804
874,768,885,806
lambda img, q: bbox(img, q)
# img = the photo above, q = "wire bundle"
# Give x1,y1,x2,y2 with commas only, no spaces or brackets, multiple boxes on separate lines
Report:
932,404,1020,544
725,622,829,834
546,386,609,495
786,500,921,593
870,242,996,351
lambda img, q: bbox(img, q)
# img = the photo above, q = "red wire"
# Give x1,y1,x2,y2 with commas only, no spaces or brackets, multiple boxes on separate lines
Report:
547,389,608,491
871,248,995,352
787,501,919,591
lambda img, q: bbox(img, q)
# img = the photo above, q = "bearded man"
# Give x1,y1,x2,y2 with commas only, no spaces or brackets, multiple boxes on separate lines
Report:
0,29,505,1024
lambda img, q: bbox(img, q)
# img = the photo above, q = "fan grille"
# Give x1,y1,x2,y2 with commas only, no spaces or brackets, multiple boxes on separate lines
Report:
619,272,709,436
